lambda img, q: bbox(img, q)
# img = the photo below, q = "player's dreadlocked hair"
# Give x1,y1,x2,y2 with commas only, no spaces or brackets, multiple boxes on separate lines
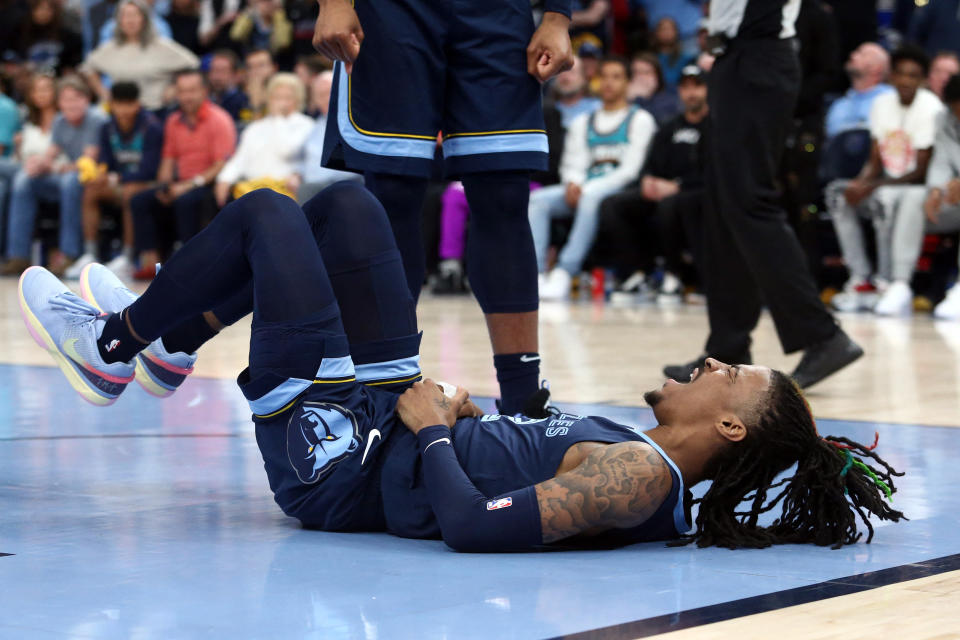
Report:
677,370,905,549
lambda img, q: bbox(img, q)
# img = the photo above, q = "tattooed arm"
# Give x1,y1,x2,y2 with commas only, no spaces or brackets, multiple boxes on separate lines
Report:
535,442,672,542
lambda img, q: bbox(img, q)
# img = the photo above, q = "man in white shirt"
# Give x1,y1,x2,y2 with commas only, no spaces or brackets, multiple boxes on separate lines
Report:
826,45,944,315
530,56,657,300
894,75,960,319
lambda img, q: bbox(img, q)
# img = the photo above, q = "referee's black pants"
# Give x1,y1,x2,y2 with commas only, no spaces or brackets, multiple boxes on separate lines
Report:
702,39,837,359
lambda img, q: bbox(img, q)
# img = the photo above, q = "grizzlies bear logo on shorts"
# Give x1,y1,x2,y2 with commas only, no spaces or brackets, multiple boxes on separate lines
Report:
286,401,361,484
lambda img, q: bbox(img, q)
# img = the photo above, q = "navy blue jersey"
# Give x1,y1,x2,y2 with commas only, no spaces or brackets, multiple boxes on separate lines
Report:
380,411,692,547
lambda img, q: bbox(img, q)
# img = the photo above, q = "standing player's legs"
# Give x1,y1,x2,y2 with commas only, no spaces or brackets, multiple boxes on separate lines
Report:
320,0,445,303
443,0,549,413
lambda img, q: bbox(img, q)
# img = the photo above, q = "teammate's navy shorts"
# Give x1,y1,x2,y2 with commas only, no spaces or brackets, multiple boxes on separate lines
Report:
322,0,549,178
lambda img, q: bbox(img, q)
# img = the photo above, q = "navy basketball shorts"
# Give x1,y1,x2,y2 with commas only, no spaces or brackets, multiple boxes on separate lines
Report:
322,0,549,178
239,324,423,533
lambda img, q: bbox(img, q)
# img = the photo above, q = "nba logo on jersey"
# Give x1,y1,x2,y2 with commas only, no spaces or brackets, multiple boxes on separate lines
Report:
486,497,513,511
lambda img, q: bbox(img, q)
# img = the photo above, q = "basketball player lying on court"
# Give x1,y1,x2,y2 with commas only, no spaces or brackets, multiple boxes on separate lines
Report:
19,184,905,552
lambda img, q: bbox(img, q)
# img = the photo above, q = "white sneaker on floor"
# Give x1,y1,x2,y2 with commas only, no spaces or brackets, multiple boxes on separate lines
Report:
934,285,960,320
874,280,913,316
104,254,134,279
657,272,683,305
540,268,572,301
832,278,880,312
63,253,97,280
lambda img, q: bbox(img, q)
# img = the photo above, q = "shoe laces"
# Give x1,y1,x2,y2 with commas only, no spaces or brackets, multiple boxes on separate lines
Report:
49,291,102,325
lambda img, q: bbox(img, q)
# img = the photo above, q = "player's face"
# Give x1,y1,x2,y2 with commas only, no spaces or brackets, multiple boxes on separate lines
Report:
599,63,629,103
891,60,925,104
645,359,772,430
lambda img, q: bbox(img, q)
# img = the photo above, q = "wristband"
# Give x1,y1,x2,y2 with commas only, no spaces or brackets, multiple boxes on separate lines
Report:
542,0,572,19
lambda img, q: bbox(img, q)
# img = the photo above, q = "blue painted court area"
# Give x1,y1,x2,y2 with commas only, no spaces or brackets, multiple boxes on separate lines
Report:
2,363,959,639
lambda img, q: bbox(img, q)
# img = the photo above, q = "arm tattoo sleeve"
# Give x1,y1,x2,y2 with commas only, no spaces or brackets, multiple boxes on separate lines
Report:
534,442,672,543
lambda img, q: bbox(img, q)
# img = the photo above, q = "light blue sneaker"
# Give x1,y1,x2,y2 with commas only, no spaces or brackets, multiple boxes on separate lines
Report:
79,262,197,397
18,266,135,406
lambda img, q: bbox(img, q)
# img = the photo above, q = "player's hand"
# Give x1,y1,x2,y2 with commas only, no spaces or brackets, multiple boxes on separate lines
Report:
526,12,574,83
396,379,471,434
946,178,960,206
564,182,582,209
313,0,364,74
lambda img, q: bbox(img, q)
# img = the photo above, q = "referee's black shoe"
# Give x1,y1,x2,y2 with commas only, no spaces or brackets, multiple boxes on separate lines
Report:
663,351,752,382
791,329,864,389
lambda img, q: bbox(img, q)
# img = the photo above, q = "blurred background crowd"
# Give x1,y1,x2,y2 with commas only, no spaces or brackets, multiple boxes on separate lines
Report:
1,0,959,319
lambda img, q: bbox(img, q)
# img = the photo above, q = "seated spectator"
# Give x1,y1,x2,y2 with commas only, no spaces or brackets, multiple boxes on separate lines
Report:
895,75,960,319
908,0,960,58
298,70,362,202
628,53,680,124
207,49,250,123
569,0,610,56
0,73,19,157
198,0,241,52
825,42,893,139
929,52,960,100
95,0,172,50
18,0,83,74
66,82,162,279
0,0,29,62
214,72,312,206
651,17,694,91
166,0,202,53
596,64,708,301
82,0,199,114
1,75,104,277
827,46,944,315
286,1,321,60
550,56,601,129
241,48,277,121
229,0,292,60
1,71,47,257
530,56,657,300
130,68,235,279
294,54,330,112
642,0,703,45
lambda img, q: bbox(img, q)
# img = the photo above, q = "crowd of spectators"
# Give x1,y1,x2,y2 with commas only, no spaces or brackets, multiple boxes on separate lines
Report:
1,0,960,322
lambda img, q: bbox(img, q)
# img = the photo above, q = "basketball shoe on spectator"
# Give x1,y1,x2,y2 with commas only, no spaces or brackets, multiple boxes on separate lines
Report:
105,254,134,280
79,262,197,397
934,285,960,320
874,281,913,316
64,253,97,280
831,279,881,312
540,268,572,300
18,266,135,405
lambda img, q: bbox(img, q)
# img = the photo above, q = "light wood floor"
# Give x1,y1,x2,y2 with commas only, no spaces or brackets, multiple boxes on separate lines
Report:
3,279,959,427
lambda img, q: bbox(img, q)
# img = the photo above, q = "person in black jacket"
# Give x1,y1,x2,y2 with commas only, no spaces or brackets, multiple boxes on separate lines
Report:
596,65,708,300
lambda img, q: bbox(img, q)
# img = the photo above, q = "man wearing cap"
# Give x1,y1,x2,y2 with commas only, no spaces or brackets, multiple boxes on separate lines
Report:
663,0,862,389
